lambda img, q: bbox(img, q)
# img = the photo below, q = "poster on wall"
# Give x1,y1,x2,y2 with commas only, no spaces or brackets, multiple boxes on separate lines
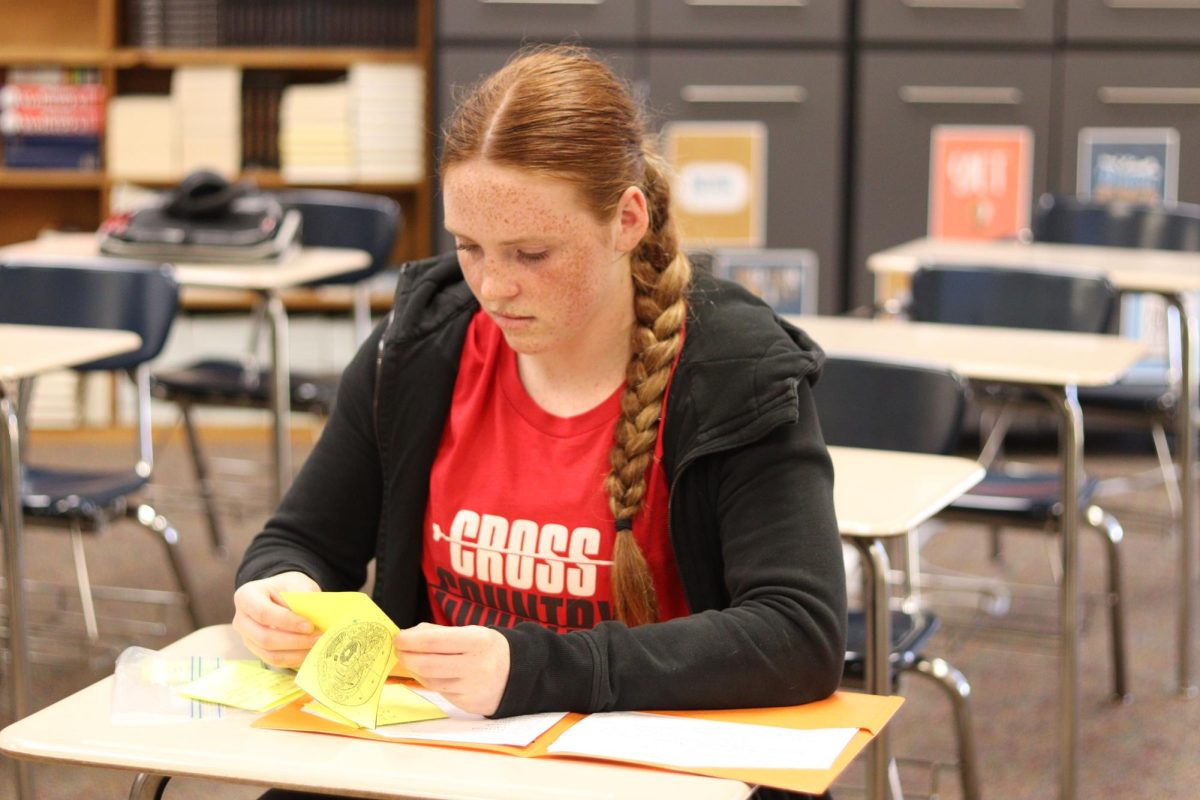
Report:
1077,127,1179,204
1078,127,1182,371
663,121,766,248
927,125,1033,240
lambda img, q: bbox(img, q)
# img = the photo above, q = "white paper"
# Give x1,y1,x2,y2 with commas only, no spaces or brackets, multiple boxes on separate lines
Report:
546,712,859,771
369,689,566,747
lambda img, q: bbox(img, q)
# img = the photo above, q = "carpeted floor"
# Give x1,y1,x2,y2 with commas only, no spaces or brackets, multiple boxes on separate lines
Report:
2,426,1198,799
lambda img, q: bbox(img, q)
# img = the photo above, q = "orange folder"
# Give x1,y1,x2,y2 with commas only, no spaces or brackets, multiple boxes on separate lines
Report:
254,689,903,796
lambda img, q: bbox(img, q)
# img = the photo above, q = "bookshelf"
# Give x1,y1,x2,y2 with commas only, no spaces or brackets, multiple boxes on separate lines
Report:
0,0,435,307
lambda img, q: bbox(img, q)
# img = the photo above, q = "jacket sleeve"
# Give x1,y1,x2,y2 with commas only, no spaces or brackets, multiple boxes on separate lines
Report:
492,380,847,716
235,322,385,592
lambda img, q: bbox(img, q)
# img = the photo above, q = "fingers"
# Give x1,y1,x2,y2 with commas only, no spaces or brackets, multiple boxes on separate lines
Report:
232,573,322,666
393,624,510,716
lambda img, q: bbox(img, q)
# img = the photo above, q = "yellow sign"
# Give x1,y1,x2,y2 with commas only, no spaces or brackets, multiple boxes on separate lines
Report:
664,121,766,248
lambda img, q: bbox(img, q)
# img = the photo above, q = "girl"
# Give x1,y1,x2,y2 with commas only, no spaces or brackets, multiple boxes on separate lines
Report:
233,45,846,798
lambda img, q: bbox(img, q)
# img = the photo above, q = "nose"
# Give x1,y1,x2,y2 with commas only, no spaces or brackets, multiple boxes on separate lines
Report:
477,256,519,302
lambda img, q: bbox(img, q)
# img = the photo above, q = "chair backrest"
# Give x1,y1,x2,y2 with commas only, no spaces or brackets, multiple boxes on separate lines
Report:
0,259,179,371
813,355,968,455
1032,193,1200,253
272,188,402,286
909,265,1117,334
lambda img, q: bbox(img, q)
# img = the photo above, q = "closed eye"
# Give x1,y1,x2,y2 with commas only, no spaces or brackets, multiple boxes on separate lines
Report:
517,250,549,264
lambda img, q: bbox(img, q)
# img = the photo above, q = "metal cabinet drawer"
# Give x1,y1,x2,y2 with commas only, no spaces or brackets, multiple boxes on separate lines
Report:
1065,0,1200,43
859,0,1055,43
1059,53,1200,203
646,0,845,44
435,46,638,253
646,50,846,312
437,0,639,44
851,52,1054,308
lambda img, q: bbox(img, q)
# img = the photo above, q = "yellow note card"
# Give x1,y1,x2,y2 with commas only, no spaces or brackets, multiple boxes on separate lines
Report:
282,591,402,729
176,661,304,712
302,683,447,729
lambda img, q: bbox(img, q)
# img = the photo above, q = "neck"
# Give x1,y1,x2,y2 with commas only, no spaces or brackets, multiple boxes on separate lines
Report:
517,307,634,418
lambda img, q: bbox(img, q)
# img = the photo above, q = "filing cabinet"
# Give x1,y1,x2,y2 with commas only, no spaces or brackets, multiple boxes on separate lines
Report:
860,0,1057,44
436,0,639,44
1064,0,1200,43
645,50,846,312
1057,53,1200,202
646,0,846,44
852,52,1054,308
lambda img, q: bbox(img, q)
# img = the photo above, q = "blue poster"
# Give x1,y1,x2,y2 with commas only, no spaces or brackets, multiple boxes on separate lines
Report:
1077,127,1179,203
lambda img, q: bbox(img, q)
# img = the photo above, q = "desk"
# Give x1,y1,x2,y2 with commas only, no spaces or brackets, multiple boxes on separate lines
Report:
830,445,984,800
0,232,372,502
0,625,800,800
869,236,1200,702
0,323,143,800
795,314,1145,800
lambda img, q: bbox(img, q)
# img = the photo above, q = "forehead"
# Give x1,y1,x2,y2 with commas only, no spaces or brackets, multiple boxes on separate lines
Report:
442,160,598,240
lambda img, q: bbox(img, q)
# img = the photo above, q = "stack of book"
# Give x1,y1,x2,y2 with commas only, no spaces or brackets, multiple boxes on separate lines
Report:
106,95,178,180
279,81,354,183
1,68,106,170
125,0,417,48
349,63,424,183
173,66,242,177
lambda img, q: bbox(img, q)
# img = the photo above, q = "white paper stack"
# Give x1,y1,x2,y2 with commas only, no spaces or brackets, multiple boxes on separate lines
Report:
279,81,354,184
106,95,179,180
172,65,242,177
349,63,424,183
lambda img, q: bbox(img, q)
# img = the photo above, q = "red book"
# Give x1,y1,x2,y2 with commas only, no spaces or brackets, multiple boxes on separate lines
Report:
0,83,107,108
0,105,105,135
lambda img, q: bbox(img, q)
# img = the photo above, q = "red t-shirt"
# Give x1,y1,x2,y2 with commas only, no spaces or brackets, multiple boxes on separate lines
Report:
422,310,689,632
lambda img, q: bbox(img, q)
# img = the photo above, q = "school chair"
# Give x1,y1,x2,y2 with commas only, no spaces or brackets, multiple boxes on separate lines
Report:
813,354,981,800
0,259,200,643
908,263,1130,703
151,189,401,552
1032,193,1200,527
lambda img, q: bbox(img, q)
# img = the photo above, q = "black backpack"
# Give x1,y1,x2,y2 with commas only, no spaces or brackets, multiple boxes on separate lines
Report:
99,170,301,262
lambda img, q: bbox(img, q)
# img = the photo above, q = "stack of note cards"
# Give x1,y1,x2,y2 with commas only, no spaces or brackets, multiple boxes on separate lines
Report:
175,592,446,730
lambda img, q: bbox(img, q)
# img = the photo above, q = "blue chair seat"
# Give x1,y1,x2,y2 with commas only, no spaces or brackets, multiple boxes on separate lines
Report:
843,610,940,683
21,467,149,519
152,359,338,415
1076,380,1176,416
951,469,1099,519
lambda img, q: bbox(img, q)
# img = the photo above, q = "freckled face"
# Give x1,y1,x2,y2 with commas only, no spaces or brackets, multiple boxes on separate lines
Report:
442,160,634,358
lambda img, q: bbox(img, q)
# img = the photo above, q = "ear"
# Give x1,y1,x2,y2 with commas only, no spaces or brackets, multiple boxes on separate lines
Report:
613,186,650,254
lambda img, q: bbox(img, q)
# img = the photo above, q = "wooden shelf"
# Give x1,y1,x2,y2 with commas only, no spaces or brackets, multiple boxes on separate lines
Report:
0,170,106,189
123,170,425,193
0,48,111,66
114,47,424,70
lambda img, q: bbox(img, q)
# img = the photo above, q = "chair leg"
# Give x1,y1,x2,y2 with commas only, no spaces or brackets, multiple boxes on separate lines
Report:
1152,421,1182,522
130,504,201,630
69,522,100,642
180,405,228,558
1086,504,1131,703
907,656,980,800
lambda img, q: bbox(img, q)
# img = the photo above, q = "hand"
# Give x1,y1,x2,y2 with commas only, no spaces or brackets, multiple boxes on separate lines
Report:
395,623,511,716
232,571,322,669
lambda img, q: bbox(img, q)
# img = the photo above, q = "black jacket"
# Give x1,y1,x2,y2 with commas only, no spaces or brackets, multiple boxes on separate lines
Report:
237,253,847,717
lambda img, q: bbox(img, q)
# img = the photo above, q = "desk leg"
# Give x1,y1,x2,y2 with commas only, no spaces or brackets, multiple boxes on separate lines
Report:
1165,293,1198,697
1038,385,1084,800
128,772,170,800
852,537,894,800
1,390,34,800
264,292,292,504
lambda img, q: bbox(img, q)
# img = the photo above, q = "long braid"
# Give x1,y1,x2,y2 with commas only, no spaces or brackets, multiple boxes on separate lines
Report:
604,151,691,627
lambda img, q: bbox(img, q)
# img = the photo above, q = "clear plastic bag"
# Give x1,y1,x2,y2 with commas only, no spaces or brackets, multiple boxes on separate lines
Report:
110,646,252,725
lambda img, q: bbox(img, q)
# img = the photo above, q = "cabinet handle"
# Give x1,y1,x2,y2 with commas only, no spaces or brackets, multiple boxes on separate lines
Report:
681,85,808,103
1103,0,1200,8
901,0,1025,7
899,85,1023,104
685,0,808,6
1098,86,1200,105
479,0,605,5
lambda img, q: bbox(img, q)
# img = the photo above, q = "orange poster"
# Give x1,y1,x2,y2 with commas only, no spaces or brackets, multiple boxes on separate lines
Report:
928,125,1033,240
